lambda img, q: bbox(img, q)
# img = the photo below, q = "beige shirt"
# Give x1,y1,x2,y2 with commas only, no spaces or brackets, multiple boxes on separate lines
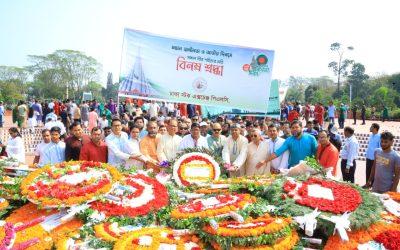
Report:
245,141,271,176
157,134,182,162
222,135,248,176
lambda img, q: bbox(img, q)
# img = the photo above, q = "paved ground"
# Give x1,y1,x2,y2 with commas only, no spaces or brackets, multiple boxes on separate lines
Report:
1,113,399,186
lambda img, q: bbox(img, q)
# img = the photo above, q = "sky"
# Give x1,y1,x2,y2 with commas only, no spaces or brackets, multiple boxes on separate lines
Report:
0,0,399,86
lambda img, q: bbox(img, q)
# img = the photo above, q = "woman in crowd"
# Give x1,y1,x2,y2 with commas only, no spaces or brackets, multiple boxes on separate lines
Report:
0,127,25,163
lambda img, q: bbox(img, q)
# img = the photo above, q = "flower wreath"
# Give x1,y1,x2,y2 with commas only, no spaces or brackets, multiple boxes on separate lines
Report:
113,227,203,250
90,174,169,217
267,176,382,234
21,161,122,207
173,152,220,187
171,193,256,219
283,177,362,214
211,230,299,250
201,215,294,248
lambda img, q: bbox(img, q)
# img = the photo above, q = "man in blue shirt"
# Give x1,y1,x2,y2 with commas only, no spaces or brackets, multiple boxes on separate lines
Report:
365,123,381,184
303,121,318,139
257,120,318,169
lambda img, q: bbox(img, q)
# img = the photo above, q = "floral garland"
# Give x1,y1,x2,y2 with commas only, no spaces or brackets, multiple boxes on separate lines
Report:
21,161,121,207
0,220,15,249
12,224,52,250
5,202,84,250
324,223,400,250
173,152,220,187
113,227,203,250
203,216,292,238
94,222,126,242
90,174,168,217
283,177,362,214
211,230,299,250
171,193,255,219
194,188,229,194
375,230,400,250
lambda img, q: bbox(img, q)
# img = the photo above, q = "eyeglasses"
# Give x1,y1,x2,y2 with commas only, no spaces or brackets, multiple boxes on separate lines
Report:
213,129,222,132
180,127,188,130
251,135,258,138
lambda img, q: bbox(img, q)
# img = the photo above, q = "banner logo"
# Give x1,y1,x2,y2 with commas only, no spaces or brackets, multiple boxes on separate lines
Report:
243,54,270,76
192,77,208,93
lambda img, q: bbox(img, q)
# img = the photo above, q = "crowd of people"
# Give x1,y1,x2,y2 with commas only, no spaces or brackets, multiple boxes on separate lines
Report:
0,97,399,194
281,101,391,127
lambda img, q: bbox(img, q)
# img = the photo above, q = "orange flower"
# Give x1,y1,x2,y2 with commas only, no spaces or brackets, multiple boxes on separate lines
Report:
113,228,204,250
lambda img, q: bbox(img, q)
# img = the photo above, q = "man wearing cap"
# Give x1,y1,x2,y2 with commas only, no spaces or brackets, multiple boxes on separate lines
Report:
222,123,248,177
199,121,210,138
179,123,209,150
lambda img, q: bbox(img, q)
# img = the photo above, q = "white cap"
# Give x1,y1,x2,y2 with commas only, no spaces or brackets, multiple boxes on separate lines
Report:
199,121,208,127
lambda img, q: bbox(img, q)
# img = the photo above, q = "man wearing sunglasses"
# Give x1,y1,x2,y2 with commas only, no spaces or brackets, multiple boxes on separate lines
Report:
207,122,227,152
177,123,189,137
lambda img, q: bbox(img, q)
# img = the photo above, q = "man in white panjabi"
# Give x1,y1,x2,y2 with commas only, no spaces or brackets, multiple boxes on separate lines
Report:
157,119,182,162
106,119,141,168
245,129,270,175
179,123,209,150
222,123,248,177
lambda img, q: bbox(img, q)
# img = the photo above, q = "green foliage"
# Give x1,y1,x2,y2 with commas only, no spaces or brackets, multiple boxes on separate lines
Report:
199,225,292,249
27,50,102,100
285,85,305,103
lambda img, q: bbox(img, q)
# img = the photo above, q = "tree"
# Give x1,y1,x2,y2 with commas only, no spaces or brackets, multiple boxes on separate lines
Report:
0,66,28,104
285,85,305,103
305,85,318,103
328,42,354,92
27,50,102,100
346,63,369,102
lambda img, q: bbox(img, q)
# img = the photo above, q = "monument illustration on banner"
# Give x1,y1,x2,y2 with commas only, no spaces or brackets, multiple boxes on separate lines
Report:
119,49,159,97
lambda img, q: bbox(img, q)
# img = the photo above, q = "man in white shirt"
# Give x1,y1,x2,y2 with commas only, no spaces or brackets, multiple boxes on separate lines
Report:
106,118,139,168
266,123,289,172
148,100,160,118
157,119,182,162
222,123,248,177
41,127,66,165
340,126,360,183
48,98,55,110
33,129,51,165
179,123,209,150
98,114,109,129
